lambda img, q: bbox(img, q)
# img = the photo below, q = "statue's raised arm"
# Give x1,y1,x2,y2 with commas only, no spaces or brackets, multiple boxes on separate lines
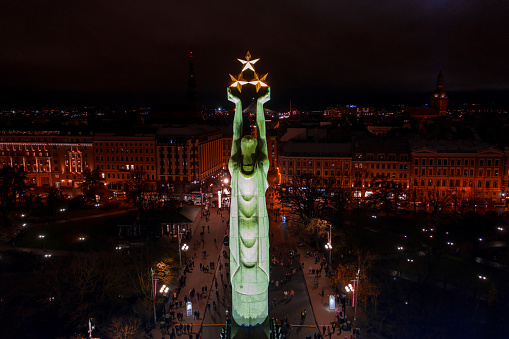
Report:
228,88,243,169
256,87,270,170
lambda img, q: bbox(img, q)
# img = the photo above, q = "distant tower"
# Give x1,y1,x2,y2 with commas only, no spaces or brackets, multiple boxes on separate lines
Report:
430,70,448,116
187,51,199,112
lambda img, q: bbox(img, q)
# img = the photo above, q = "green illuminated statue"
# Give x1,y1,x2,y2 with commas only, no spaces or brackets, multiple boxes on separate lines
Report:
228,52,270,327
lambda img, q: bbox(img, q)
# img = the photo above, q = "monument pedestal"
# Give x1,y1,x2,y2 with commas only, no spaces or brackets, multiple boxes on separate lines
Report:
230,316,270,339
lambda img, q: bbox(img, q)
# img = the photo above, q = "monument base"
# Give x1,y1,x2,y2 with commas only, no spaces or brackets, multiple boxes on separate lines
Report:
230,316,269,339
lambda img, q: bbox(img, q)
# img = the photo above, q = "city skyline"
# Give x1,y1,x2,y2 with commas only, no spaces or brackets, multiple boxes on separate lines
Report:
1,1,509,108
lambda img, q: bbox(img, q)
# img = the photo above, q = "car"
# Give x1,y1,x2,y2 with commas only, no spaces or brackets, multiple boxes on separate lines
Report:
223,235,229,246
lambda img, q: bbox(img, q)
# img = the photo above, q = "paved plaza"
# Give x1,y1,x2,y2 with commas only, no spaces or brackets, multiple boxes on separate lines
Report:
140,203,354,339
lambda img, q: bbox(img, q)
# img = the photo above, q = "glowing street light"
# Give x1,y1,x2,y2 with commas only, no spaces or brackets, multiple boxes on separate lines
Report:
325,242,332,264
159,284,170,294
39,234,45,249
181,243,189,263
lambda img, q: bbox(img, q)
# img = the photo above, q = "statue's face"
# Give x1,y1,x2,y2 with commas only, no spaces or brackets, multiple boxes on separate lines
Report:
240,135,258,174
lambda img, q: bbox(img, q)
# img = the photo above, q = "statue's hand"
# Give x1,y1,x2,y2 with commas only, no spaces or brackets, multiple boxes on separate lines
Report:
227,88,241,104
258,87,271,105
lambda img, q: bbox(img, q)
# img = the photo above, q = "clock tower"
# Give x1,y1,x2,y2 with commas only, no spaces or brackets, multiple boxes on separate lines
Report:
430,70,448,116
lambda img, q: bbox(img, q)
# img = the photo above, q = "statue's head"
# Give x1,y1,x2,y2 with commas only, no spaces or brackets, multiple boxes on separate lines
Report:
240,135,258,174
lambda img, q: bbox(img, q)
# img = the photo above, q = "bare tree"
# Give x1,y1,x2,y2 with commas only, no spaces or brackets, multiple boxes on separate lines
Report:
39,253,127,332
278,175,349,248
125,170,151,213
367,176,403,215
106,317,141,339
78,166,109,202
0,164,28,225
330,249,379,311
425,186,453,215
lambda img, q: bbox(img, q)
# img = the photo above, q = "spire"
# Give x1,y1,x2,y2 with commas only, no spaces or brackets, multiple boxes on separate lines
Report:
187,51,199,112
430,70,447,116
436,70,444,89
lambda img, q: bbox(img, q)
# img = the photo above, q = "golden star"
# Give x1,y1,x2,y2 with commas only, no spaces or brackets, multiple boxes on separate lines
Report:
249,72,268,92
237,51,260,72
229,72,248,92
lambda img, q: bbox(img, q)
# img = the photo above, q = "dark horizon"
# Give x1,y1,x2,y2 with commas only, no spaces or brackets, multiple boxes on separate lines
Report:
1,86,509,111
1,1,508,112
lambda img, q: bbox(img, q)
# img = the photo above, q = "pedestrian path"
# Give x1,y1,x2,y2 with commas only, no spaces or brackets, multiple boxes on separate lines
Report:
295,243,355,338
137,203,355,338
138,206,230,338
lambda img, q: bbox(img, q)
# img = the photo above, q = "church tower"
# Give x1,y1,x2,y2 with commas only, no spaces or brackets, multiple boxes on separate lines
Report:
430,70,448,116
187,51,199,112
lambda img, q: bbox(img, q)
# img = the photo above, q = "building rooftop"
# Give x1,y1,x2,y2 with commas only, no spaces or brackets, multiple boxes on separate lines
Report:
280,141,351,157
353,137,410,154
156,125,221,137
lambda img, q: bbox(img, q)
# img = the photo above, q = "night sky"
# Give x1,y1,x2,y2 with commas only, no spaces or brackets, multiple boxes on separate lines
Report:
1,0,508,108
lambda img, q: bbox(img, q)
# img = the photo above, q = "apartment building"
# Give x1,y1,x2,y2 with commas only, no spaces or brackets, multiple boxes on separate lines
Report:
156,126,222,185
352,138,411,198
93,134,157,191
0,132,94,191
410,141,503,203
279,141,352,187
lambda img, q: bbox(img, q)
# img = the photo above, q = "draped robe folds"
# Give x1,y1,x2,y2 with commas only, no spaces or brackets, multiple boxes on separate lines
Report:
229,153,270,326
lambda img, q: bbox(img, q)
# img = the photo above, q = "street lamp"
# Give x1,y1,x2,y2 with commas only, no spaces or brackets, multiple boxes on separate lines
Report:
325,222,332,264
38,234,45,249
181,243,189,264
345,269,360,332
159,284,170,294
325,242,332,264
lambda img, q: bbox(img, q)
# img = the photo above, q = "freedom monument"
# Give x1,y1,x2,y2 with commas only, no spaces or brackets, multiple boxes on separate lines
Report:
227,51,270,327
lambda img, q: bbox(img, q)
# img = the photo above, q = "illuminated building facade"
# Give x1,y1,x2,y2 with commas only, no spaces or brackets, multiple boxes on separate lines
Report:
352,138,411,198
279,142,352,187
93,134,157,191
156,126,222,185
267,134,278,173
221,127,233,169
0,133,94,190
410,143,503,204
279,135,506,206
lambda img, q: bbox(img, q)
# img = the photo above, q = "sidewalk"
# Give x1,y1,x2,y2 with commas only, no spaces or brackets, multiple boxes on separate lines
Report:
139,206,230,338
296,244,354,337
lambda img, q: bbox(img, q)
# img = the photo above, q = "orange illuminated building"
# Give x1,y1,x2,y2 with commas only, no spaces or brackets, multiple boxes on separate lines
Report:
93,134,157,192
0,132,94,193
410,143,503,204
